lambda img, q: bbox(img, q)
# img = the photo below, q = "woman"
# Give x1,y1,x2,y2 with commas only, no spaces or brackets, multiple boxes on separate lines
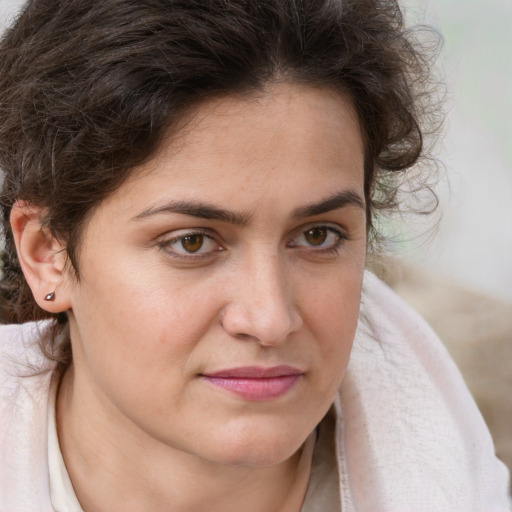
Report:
0,0,510,510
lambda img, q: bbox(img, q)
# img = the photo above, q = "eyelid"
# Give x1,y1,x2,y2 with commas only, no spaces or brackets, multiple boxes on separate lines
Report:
287,223,348,251
157,228,224,259
290,221,347,239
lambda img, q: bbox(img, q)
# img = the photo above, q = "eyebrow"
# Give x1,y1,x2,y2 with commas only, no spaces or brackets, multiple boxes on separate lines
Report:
132,200,251,225
293,190,365,218
132,189,365,225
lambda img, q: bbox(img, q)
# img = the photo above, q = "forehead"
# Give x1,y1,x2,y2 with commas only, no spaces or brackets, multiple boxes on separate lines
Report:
185,84,361,151
94,84,365,220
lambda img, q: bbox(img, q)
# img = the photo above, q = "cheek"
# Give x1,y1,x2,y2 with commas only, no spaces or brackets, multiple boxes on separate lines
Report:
67,276,222,417
75,249,219,332
77,284,220,364
300,266,363,373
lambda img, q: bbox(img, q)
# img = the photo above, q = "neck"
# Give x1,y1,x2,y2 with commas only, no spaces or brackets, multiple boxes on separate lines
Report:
56,366,314,512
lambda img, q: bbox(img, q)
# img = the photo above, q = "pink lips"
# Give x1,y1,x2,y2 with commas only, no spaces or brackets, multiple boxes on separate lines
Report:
201,366,302,401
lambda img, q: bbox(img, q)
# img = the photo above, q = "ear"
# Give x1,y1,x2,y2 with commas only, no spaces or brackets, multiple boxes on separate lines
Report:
10,202,72,313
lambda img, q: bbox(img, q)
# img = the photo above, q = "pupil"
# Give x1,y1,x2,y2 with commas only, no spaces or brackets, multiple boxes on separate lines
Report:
305,228,327,246
181,234,203,253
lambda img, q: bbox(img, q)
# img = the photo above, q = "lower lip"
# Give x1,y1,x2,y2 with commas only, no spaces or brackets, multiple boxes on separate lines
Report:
202,375,301,401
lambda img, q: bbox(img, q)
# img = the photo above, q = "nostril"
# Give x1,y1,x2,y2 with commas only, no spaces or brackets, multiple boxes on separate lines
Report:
232,332,257,342
221,323,255,341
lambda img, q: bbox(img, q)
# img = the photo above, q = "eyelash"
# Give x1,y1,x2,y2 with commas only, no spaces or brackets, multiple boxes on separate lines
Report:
287,225,347,255
157,224,348,261
158,229,222,260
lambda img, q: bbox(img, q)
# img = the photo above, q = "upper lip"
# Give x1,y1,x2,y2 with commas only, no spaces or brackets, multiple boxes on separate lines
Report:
202,365,303,378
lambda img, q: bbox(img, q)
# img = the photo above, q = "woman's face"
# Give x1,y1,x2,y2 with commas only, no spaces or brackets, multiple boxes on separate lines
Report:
62,84,366,467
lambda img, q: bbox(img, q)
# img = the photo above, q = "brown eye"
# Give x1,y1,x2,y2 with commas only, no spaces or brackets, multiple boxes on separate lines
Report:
289,225,345,253
304,227,327,246
160,230,222,259
181,234,204,253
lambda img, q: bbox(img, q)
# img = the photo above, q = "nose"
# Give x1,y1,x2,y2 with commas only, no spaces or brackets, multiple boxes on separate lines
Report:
220,254,303,346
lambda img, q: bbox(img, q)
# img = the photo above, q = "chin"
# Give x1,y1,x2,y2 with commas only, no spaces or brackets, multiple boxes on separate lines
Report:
205,422,309,468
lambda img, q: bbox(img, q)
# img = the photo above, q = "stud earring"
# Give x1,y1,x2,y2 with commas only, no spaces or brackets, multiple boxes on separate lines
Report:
44,291,56,301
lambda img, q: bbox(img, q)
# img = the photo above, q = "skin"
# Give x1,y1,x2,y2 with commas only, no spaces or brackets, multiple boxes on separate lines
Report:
13,84,367,511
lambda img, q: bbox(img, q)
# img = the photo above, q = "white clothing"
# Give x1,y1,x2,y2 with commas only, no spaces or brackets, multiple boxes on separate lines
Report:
1,272,510,511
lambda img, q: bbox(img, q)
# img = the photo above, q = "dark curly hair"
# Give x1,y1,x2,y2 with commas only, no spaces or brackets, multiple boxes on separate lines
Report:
0,0,441,363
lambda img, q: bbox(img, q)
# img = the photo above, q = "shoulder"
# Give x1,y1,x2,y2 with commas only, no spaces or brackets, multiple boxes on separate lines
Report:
0,320,56,426
335,271,511,510
1,320,56,381
0,321,57,508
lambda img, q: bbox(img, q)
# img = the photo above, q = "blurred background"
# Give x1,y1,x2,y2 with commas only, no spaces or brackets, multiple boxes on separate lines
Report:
1,0,511,468
401,0,512,305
